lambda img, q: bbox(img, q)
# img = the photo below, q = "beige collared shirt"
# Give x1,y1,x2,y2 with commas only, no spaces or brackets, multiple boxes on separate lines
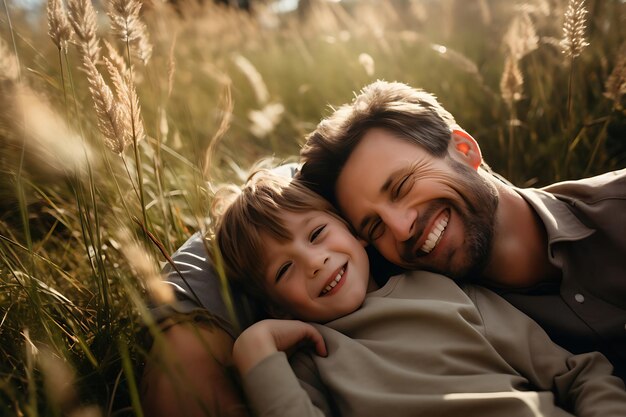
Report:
496,169,626,381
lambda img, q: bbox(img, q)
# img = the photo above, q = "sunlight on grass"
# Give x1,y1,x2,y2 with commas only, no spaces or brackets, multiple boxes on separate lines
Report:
0,0,624,414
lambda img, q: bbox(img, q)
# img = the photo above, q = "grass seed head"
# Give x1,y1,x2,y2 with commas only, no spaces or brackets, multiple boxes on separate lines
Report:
561,0,589,59
67,0,101,65
604,44,626,107
47,0,73,53
84,58,130,154
500,54,524,107
108,0,153,64
504,11,538,60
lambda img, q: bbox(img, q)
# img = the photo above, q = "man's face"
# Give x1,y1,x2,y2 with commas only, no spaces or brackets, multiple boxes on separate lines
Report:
335,128,498,279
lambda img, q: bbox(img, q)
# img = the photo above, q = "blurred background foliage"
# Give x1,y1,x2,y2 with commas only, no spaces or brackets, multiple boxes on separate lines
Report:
0,0,624,415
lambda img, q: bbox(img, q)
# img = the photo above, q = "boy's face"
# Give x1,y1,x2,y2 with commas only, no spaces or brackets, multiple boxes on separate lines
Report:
262,209,371,323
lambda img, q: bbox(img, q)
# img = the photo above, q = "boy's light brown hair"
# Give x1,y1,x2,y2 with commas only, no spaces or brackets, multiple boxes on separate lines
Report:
215,169,343,304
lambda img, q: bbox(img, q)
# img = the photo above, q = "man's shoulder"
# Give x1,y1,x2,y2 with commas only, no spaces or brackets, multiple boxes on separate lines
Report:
541,169,626,203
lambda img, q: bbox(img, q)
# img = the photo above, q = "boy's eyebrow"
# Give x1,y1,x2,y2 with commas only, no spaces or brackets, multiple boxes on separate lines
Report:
266,213,319,282
301,214,319,229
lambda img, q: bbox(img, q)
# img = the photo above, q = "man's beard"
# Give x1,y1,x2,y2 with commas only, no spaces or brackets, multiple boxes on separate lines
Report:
399,159,499,280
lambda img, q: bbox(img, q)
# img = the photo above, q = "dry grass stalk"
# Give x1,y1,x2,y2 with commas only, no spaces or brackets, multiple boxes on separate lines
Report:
561,0,589,59
47,0,73,53
515,0,550,18
104,55,145,146
504,11,538,60
358,53,375,77
38,348,77,411
108,0,153,64
478,0,491,25
167,34,176,99
120,232,174,305
67,0,101,65
68,405,103,417
84,58,129,154
203,78,233,180
233,53,269,105
500,54,524,107
0,37,20,82
248,102,285,139
9,85,92,175
430,44,482,81
604,45,626,107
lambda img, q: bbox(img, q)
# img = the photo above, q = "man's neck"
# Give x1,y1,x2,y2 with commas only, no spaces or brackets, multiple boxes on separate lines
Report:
482,182,561,288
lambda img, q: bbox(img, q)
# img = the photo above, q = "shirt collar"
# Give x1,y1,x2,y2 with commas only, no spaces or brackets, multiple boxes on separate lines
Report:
514,187,595,245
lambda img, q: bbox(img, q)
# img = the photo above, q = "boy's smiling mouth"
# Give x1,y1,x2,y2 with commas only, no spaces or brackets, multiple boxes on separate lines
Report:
320,263,347,296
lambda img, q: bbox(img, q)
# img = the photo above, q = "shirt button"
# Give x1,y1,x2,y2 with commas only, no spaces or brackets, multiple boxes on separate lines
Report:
574,293,585,303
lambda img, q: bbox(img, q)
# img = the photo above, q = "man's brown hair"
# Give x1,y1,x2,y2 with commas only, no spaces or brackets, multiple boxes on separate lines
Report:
299,80,458,205
215,170,341,304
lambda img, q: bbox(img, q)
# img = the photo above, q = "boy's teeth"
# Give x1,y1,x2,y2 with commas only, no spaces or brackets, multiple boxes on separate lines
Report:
420,215,449,254
321,266,345,295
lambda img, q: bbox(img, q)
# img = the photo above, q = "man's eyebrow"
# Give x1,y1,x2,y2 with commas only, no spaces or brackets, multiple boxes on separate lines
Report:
355,173,397,236
357,215,372,238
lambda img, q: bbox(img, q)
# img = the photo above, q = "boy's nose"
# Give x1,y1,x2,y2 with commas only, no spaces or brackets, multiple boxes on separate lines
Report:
310,255,329,278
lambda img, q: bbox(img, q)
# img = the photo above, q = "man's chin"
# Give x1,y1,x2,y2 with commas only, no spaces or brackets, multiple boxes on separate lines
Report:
400,256,474,281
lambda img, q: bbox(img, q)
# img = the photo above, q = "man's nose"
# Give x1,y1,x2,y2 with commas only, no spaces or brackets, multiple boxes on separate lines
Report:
382,206,417,243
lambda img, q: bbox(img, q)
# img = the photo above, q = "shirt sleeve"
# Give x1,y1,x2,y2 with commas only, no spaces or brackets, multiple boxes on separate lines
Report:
149,232,263,338
469,286,626,417
243,351,333,417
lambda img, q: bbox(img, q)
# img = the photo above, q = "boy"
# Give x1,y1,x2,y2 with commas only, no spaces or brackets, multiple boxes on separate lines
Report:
215,170,626,417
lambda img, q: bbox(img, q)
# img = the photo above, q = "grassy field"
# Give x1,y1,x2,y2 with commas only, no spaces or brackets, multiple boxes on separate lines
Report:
0,0,624,415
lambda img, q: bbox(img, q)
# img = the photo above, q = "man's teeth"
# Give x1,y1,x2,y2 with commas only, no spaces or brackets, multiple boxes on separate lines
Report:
420,215,449,254
321,267,345,295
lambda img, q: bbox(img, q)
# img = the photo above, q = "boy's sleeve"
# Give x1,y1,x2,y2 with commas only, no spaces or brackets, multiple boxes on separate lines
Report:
148,232,264,338
243,351,333,417
469,286,626,417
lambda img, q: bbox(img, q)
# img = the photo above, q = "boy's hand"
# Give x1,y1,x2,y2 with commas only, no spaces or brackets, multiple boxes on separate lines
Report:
233,319,327,375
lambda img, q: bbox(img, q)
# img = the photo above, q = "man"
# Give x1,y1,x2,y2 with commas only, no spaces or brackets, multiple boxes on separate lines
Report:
299,80,626,382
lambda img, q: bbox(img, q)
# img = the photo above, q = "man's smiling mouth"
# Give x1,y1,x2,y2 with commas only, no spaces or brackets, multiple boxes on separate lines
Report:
420,211,449,254
403,208,451,261
320,264,347,296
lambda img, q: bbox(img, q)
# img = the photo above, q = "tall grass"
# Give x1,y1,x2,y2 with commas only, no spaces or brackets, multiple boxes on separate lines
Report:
0,0,624,415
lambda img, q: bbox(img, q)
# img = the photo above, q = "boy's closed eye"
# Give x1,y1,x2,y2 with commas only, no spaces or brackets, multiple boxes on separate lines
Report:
274,224,327,283
310,225,326,242
275,262,291,283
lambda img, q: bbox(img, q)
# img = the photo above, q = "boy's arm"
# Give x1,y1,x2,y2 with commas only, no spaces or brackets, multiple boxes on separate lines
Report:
470,286,626,416
234,319,331,417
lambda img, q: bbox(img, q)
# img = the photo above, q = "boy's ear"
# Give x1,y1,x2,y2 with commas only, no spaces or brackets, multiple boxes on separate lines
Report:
449,130,482,170
358,237,368,247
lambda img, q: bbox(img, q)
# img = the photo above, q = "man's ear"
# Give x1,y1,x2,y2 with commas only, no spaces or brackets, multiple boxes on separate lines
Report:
449,130,482,170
